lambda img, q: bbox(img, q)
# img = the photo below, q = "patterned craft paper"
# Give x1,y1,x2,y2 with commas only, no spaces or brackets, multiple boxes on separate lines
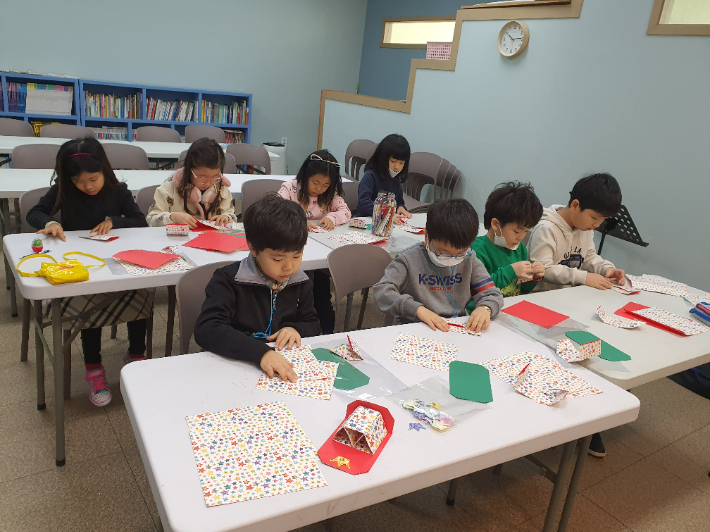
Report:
685,291,710,305
256,346,339,400
444,319,482,337
390,333,458,372
349,218,368,229
328,232,388,246
556,338,600,363
309,225,328,233
115,246,193,276
631,307,709,336
626,274,688,298
166,224,190,236
400,222,425,234
332,340,364,361
333,406,387,455
481,351,602,405
612,285,640,295
279,345,318,365
80,233,118,241
198,219,229,230
186,401,327,507
596,306,644,329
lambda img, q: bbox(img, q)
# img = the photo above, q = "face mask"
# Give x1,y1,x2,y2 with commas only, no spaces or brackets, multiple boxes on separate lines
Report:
427,242,466,267
493,227,519,251
389,168,399,178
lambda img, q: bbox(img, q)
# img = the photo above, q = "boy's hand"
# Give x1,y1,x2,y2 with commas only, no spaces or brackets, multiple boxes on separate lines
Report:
605,267,626,285
91,218,113,235
467,306,491,333
208,214,231,226
260,350,297,382
36,223,65,242
511,261,533,281
170,212,198,228
266,327,301,350
532,261,545,280
416,306,449,331
585,273,613,290
317,218,335,231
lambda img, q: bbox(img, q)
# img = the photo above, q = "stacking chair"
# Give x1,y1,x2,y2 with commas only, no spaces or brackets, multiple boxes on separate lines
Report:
0,117,34,137
136,185,159,216
177,150,237,174
240,179,285,215
176,262,233,354
344,139,377,180
134,126,181,143
341,180,359,213
403,152,442,213
435,159,462,201
184,125,225,144
39,124,94,139
103,143,150,170
226,143,271,175
327,244,392,332
11,144,60,169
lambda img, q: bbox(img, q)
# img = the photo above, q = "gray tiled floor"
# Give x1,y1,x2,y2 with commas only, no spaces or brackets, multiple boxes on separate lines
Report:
1,253,709,532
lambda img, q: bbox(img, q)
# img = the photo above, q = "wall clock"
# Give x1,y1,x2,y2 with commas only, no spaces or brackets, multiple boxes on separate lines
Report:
498,20,529,58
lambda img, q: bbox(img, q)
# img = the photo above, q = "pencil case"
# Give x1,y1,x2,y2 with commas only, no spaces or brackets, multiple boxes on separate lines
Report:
166,224,190,236
349,218,368,229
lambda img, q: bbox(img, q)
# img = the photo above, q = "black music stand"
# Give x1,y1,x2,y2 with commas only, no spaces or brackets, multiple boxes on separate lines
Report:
595,204,648,255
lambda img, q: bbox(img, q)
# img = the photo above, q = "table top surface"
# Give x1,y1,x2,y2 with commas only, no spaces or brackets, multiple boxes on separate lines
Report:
121,320,639,532
3,226,331,300
505,285,710,389
0,136,279,159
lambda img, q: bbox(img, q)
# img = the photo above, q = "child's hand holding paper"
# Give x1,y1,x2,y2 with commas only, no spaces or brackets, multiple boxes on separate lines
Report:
416,306,450,331
260,350,297,382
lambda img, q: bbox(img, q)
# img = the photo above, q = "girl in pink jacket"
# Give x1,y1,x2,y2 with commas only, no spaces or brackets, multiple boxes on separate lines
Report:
277,149,351,231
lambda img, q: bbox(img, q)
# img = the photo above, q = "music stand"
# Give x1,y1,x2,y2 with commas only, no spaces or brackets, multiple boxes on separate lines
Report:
595,204,648,254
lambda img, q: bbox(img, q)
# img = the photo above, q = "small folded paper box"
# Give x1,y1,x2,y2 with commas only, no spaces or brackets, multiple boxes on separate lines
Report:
349,218,368,229
514,363,570,406
319,400,394,475
166,224,190,236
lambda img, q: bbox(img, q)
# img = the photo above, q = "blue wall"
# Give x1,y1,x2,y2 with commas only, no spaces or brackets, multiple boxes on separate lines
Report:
0,0,367,172
358,0,487,100
324,0,710,291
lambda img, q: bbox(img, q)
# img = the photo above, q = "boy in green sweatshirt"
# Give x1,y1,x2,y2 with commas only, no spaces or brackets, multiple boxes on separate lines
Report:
469,182,544,303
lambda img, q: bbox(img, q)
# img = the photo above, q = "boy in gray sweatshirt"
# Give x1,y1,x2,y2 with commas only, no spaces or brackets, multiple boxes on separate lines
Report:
373,199,504,333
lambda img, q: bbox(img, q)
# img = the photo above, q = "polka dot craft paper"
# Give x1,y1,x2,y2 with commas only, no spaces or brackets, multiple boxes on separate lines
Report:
631,307,709,336
332,341,364,361
596,306,644,329
333,406,387,455
685,291,710,305
556,338,600,363
328,232,388,246
444,319,482,336
390,333,458,372
626,274,688,298
186,402,327,507
256,346,339,400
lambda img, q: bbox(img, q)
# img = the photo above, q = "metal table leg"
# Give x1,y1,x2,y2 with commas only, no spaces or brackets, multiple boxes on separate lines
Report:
2,197,18,316
446,477,460,506
34,301,46,410
557,435,592,532
52,298,66,466
21,298,31,361
166,286,176,357
542,440,577,532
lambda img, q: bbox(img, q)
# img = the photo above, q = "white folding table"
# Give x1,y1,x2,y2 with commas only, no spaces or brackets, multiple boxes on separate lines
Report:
121,321,639,532
2,226,331,467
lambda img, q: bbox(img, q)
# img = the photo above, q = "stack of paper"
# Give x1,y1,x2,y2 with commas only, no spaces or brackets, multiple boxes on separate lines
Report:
255,346,339,400
390,333,458,371
328,232,388,245
626,274,688,298
629,307,709,336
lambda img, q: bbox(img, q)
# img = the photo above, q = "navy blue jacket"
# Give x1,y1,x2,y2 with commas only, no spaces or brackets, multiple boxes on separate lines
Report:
356,169,406,217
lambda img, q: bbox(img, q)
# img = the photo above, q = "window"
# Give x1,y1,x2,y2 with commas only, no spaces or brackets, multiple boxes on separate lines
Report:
648,0,710,35
381,16,456,49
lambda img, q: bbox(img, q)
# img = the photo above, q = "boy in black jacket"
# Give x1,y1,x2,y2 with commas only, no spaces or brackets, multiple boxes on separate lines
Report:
194,194,321,382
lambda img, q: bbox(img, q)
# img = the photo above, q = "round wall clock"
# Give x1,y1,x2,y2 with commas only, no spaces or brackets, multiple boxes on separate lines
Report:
498,20,529,58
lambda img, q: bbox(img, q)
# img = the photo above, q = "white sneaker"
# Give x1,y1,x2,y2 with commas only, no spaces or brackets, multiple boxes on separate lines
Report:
85,367,112,407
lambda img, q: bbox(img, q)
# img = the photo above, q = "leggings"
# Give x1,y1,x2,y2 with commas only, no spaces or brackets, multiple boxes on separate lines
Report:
80,319,147,365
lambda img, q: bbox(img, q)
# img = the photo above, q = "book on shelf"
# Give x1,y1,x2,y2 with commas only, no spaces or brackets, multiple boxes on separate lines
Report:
7,83,73,115
224,130,244,144
146,97,197,122
90,126,128,140
84,92,141,119
201,99,249,125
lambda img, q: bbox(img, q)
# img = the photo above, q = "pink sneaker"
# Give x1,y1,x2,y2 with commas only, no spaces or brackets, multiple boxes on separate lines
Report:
85,367,112,407
123,353,148,365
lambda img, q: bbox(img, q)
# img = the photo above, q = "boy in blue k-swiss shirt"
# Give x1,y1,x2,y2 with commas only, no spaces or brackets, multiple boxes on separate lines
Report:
374,199,503,333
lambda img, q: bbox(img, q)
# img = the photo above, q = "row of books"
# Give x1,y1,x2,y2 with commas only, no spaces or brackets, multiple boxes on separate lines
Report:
201,100,249,125
89,126,128,140
224,130,245,144
84,92,140,119
146,98,197,122
5,83,74,115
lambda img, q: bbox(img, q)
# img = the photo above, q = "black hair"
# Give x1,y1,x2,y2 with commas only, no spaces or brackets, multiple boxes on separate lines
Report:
568,173,622,217
179,137,226,217
483,181,543,230
294,149,343,210
425,198,479,249
51,137,119,219
364,133,410,184
243,193,308,253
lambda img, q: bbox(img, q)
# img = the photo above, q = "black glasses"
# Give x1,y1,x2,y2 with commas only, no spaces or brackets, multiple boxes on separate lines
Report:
310,153,343,168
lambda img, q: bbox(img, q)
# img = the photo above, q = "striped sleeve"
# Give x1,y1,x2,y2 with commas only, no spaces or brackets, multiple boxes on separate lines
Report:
472,277,495,294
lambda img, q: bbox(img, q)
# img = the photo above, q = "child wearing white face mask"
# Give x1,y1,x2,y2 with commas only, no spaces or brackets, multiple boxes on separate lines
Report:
373,199,503,333
468,182,544,302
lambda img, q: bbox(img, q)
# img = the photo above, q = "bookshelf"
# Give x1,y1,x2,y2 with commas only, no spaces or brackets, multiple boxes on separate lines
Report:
0,73,82,134
79,80,251,143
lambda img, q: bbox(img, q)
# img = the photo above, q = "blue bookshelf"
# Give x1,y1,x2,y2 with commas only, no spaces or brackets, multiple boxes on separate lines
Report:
79,80,251,143
0,73,81,133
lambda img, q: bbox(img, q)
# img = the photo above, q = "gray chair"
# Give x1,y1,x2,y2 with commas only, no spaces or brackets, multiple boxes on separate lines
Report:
103,143,150,170
226,143,271,175
136,185,159,216
39,124,94,139
403,151,442,213
241,179,285,215
434,158,462,201
177,150,237,174
134,126,181,143
176,261,233,355
184,125,225,144
344,139,377,180
0,117,34,137
11,144,60,169
327,244,392,332
341,180,359,212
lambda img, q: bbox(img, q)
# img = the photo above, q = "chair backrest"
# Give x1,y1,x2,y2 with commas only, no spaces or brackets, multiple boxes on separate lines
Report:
19,187,50,233
184,125,225,144
103,143,150,170
176,261,234,355
134,126,181,143
39,124,95,139
136,185,159,216
405,151,441,201
0,117,34,137
226,143,271,175
11,144,60,169
177,150,236,174
344,139,377,180
341,180,359,212
327,244,392,332
241,179,285,214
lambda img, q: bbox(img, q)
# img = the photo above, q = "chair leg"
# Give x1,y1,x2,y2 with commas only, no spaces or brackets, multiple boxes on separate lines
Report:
165,286,176,357
146,310,154,359
333,297,343,334
356,288,369,330
110,324,118,339
63,330,71,401
343,293,354,332
21,298,31,362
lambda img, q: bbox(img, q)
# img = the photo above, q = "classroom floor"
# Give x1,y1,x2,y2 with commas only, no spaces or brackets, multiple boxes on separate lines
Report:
1,257,709,532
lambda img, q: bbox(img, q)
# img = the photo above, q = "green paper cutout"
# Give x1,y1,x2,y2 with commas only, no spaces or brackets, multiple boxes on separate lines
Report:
449,361,493,403
366,224,372,230
565,331,631,362
312,348,370,390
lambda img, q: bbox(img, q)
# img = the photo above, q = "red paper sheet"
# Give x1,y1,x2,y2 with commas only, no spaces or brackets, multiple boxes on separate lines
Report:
182,232,249,253
615,302,684,335
113,250,180,270
193,220,220,231
502,300,569,329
